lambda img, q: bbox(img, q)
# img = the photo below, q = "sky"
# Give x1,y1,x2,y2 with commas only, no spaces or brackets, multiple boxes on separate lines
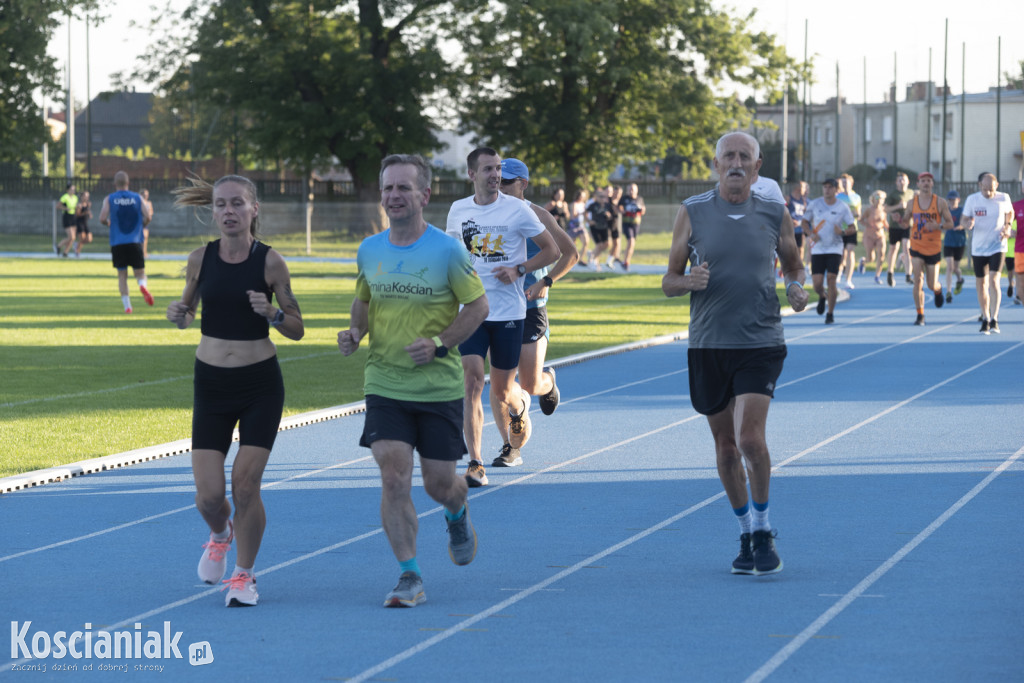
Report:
46,0,1024,110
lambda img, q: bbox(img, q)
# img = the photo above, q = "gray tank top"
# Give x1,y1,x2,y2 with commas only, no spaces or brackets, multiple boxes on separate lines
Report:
683,189,786,349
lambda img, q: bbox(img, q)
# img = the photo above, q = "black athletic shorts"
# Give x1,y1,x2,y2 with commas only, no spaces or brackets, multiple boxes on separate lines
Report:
62,213,76,228
888,227,909,245
842,233,858,247
794,232,804,248
973,253,1005,278
943,246,965,260
522,306,549,344
75,218,91,235
111,243,145,270
192,356,285,454
590,226,610,244
811,253,843,275
909,249,942,266
359,394,466,462
688,346,787,416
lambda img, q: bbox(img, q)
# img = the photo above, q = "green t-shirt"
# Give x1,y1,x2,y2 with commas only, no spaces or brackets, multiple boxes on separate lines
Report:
59,192,78,215
884,188,914,229
355,225,485,402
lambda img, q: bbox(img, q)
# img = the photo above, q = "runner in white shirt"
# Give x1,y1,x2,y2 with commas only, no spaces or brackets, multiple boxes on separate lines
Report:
801,177,854,324
961,172,1014,334
446,147,559,486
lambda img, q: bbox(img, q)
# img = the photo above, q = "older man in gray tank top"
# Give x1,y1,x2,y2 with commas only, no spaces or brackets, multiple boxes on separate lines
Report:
662,131,808,576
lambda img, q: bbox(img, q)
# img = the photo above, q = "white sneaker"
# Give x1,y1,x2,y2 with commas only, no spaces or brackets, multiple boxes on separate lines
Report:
223,571,258,607
845,280,855,290
198,521,233,584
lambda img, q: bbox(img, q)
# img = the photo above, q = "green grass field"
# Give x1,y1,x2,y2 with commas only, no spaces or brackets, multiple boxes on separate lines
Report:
0,230,796,478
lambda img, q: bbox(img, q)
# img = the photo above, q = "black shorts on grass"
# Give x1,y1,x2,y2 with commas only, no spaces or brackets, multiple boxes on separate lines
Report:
360,394,467,462
888,227,909,245
522,306,549,344
192,356,284,454
688,346,787,416
111,243,145,270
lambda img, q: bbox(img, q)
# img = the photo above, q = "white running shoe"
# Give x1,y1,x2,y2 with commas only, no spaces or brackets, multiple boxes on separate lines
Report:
223,571,258,607
198,521,233,584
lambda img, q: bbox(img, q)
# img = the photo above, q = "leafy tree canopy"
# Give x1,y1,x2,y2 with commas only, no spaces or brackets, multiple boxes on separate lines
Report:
447,0,801,191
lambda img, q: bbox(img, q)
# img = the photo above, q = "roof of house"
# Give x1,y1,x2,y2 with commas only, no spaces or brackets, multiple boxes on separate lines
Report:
75,91,153,127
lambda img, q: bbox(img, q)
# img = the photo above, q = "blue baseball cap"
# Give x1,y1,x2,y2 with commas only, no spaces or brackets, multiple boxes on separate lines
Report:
946,190,959,199
501,158,529,181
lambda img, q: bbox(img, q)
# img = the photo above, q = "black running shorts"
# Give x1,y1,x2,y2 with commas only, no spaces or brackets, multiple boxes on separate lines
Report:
360,394,466,461
192,356,284,454
111,243,145,270
688,346,788,416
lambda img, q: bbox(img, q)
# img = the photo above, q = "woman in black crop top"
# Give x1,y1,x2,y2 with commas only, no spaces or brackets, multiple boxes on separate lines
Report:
166,175,304,607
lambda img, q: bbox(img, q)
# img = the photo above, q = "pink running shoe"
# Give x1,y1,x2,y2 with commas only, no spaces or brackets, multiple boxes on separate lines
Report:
140,285,154,306
223,572,258,607
198,521,233,584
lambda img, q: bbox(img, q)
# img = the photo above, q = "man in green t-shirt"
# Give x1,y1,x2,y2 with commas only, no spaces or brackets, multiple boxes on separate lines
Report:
338,153,488,608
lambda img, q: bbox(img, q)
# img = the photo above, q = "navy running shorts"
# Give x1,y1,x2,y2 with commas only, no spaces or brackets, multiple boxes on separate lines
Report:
192,356,284,454
459,319,524,371
359,394,466,462
688,346,787,416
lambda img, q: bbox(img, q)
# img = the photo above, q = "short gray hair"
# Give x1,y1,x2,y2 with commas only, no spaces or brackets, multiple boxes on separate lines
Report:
714,132,760,160
380,154,432,191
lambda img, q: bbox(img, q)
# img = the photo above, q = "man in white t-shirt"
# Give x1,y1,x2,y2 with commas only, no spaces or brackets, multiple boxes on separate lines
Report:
447,147,560,486
801,177,854,324
961,172,1014,334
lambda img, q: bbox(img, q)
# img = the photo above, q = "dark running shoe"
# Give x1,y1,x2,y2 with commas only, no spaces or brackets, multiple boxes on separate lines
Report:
446,504,477,566
464,461,488,487
538,366,560,415
980,319,990,335
1008,283,1014,298
887,271,895,287
954,278,964,295
491,442,522,468
751,529,783,575
816,298,826,315
989,319,1000,334
731,533,755,575
906,274,913,284
945,291,953,304
914,314,925,326
825,312,834,325
934,290,943,308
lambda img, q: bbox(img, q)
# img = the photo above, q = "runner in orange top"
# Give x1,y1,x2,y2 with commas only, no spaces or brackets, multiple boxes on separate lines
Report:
907,172,953,325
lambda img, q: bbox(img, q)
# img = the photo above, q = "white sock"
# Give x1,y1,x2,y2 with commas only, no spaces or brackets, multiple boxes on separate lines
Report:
211,526,231,542
752,505,771,532
137,278,147,288
233,565,254,578
121,295,131,310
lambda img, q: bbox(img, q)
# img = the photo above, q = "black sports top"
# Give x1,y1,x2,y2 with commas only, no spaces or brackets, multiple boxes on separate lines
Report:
198,239,273,341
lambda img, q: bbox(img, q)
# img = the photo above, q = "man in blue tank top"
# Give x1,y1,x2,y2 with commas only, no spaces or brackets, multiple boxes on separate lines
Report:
99,171,153,313
663,132,808,576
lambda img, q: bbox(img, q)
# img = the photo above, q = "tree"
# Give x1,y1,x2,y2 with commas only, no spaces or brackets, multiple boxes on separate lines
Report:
448,0,800,192
0,0,99,169
1004,59,1024,90
132,0,451,204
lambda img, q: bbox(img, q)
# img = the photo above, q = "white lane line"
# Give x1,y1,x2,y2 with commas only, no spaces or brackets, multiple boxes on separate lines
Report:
0,455,373,564
744,443,1024,683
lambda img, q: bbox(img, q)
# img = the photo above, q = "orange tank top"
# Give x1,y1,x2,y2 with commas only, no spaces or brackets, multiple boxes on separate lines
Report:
909,194,942,256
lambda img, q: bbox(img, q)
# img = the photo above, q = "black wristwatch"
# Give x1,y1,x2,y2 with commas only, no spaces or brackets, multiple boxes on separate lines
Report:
432,335,448,359
542,275,553,288
269,309,285,326
516,264,527,276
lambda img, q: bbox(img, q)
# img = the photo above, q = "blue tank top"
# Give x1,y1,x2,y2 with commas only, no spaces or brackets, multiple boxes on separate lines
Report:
107,190,145,246
198,240,273,341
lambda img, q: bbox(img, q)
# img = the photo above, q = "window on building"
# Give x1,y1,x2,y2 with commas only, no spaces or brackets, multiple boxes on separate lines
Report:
882,115,893,142
945,114,954,139
814,127,821,145
931,114,942,141
826,127,833,144
865,118,872,142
